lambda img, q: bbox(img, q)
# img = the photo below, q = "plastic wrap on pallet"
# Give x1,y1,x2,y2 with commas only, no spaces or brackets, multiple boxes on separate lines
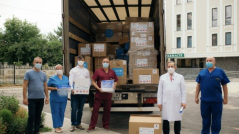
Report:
128,48,158,79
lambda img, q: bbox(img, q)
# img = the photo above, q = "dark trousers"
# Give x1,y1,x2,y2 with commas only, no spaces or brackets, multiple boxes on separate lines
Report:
26,99,44,134
71,94,87,126
163,120,181,134
89,98,111,129
200,101,223,134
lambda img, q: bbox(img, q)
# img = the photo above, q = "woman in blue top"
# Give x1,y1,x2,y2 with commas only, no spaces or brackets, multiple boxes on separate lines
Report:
48,64,69,133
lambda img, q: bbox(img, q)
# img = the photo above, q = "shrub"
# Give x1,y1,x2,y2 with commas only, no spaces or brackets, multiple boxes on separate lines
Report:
40,112,46,128
15,106,28,118
0,94,19,114
40,126,52,132
7,117,27,134
0,118,6,134
0,109,13,125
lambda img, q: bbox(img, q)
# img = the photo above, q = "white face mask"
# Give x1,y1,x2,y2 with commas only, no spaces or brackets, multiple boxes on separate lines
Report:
78,61,84,66
56,70,63,75
168,67,175,74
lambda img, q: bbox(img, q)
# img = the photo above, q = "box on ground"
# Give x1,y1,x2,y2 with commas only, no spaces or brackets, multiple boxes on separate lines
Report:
75,56,93,71
129,115,161,134
78,43,91,56
110,60,127,85
133,68,159,84
92,43,107,57
94,57,109,71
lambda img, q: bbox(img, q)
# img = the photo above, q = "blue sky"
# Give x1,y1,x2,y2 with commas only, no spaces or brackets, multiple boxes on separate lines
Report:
0,0,62,34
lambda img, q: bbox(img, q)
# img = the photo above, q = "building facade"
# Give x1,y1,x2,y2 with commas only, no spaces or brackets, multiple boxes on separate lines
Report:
165,0,239,71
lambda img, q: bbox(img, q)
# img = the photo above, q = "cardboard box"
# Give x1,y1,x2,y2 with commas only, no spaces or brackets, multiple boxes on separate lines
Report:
78,43,91,56
94,57,109,71
128,48,158,78
92,43,107,57
123,24,130,32
125,17,152,24
75,56,93,71
133,68,159,84
130,35,154,50
107,44,120,55
96,32,122,42
97,22,122,33
123,32,129,38
119,37,129,45
129,115,162,134
130,22,154,36
110,60,127,85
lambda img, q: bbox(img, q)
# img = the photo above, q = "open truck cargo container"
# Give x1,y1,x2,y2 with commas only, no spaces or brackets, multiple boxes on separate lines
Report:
62,0,165,112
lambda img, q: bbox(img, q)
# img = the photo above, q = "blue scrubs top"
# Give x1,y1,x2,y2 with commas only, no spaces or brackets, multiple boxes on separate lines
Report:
196,68,230,102
47,75,69,102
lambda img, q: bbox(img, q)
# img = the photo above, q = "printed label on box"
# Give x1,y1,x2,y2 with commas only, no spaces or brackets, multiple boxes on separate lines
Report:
139,127,154,134
142,50,151,56
136,38,147,46
112,68,124,77
148,36,153,40
140,34,147,37
139,75,152,83
131,37,139,43
132,32,136,35
137,59,148,67
94,44,105,52
123,61,126,65
154,124,159,129
136,24,147,32
149,22,153,27
81,47,91,55
153,70,157,74
137,51,142,55
74,78,90,95
86,44,90,47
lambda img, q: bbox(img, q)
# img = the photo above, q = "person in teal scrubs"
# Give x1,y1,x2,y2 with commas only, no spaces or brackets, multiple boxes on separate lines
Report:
48,64,69,133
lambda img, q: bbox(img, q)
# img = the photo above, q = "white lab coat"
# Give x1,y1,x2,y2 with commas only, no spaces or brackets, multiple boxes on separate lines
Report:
157,72,186,122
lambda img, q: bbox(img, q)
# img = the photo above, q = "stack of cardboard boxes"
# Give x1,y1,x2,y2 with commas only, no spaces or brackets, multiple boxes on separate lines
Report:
128,21,159,84
96,22,122,42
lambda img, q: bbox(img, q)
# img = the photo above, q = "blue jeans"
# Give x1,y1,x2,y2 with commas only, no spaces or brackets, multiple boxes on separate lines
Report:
71,94,87,126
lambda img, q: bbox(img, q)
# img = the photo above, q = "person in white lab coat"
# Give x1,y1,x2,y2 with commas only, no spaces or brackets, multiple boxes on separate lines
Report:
157,61,186,134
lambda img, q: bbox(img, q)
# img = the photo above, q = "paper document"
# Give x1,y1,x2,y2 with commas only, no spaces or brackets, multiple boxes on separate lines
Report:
74,78,90,94
101,80,114,93
139,127,154,134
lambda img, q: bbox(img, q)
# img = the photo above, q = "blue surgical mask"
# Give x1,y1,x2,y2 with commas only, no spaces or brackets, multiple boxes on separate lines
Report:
35,63,42,69
206,62,213,68
103,63,109,68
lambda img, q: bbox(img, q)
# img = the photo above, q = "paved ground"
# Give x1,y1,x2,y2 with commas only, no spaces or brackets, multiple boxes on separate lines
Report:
1,79,239,134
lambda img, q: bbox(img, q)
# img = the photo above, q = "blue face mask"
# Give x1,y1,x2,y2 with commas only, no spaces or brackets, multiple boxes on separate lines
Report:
103,63,109,68
206,62,213,68
35,63,42,69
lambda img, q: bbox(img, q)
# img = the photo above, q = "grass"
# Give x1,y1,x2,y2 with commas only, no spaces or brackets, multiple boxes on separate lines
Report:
40,126,52,132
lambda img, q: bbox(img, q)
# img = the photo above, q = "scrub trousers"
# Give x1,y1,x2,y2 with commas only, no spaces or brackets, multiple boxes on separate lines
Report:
89,98,111,129
50,100,67,128
200,101,223,134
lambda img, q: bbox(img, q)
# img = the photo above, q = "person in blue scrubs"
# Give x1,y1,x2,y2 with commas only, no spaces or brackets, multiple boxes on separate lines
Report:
48,64,69,133
195,57,230,134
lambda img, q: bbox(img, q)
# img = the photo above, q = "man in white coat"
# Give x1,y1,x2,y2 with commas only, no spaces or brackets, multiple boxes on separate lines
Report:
157,61,186,134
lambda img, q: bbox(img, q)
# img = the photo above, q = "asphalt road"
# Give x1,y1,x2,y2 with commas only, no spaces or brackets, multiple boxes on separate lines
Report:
1,80,239,134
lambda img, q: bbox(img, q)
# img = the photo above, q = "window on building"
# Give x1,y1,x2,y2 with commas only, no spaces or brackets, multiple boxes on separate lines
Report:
225,5,232,25
212,8,218,27
187,0,193,3
212,34,217,46
187,36,192,48
176,0,181,5
187,12,192,30
177,15,181,31
177,37,181,48
225,32,231,45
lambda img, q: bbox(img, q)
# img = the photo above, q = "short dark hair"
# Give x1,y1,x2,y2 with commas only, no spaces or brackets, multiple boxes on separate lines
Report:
77,55,85,60
167,61,176,67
